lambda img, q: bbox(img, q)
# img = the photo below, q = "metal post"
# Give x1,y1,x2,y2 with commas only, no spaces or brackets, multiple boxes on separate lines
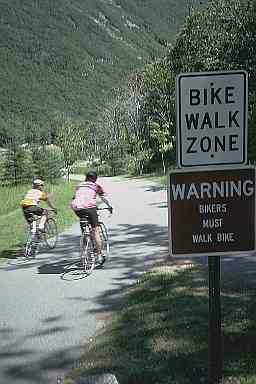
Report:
208,256,223,384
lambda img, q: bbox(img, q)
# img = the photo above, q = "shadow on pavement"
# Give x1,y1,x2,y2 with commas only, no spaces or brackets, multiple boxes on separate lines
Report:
1,345,84,384
0,246,24,259
83,221,256,316
0,316,84,383
0,232,81,272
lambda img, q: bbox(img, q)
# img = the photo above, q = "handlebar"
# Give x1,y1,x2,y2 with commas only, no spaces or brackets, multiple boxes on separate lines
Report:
97,207,113,214
97,207,110,211
44,208,57,215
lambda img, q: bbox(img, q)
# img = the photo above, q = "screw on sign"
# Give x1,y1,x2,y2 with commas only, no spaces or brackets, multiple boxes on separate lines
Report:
176,70,248,167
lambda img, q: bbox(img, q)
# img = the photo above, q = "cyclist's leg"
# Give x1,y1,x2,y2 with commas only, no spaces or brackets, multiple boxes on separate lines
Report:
23,207,41,257
23,206,39,233
93,226,102,255
85,208,102,255
74,209,88,232
38,208,48,230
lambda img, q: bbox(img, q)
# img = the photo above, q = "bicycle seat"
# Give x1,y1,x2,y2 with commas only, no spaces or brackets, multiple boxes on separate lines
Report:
80,218,90,232
26,213,40,224
80,218,89,223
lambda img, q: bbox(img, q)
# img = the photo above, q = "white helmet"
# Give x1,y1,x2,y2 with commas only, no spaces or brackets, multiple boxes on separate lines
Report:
33,179,44,186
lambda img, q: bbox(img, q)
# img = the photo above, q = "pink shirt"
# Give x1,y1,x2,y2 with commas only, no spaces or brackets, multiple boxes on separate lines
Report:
71,181,105,209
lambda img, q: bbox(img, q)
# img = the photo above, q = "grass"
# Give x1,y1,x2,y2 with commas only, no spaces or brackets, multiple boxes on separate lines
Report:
65,263,256,384
0,180,79,259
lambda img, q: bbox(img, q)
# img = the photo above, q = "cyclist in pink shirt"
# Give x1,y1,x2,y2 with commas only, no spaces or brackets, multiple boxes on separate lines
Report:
71,171,113,261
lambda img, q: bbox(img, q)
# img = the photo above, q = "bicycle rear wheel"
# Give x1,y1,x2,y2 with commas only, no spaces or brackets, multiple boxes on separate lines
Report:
80,234,95,275
44,218,58,249
98,222,110,264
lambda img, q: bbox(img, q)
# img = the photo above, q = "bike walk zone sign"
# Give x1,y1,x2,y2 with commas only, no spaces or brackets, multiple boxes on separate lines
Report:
169,70,256,256
176,70,248,168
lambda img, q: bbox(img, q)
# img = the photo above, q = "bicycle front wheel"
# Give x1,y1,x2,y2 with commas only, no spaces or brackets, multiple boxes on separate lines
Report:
44,218,58,249
80,234,95,275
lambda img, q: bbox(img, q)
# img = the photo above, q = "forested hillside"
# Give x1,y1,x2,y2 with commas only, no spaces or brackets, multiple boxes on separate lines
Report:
0,0,206,143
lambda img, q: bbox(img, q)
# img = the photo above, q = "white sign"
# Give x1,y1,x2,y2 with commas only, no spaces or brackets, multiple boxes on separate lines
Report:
176,70,248,168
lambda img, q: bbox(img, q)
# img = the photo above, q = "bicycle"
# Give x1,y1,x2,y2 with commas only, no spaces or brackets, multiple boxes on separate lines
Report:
24,209,58,258
79,207,110,275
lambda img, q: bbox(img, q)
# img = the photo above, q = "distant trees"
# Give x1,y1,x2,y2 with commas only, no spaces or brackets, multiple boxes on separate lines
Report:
92,0,256,175
87,62,176,176
3,0,256,181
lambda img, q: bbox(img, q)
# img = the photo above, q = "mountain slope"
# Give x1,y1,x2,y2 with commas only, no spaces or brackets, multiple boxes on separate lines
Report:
0,0,207,142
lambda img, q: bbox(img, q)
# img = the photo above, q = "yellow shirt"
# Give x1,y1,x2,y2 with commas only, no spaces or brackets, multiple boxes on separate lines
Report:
20,189,48,207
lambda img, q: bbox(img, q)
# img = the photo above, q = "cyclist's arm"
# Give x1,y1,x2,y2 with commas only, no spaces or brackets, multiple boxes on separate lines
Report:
99,193,113,213
100,195,112,209
97,185,113,212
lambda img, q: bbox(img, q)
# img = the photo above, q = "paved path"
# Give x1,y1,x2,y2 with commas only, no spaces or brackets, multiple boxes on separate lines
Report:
0,177,168,384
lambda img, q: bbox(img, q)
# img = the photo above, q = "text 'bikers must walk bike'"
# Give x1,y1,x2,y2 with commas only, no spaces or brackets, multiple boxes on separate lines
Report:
79,207,110,275
24,209,58,258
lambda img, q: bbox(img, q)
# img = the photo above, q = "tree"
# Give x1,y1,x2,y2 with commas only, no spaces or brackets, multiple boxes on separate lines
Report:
150,121,173,174
2,145,35,186
142,62,175,137
55,120,85,181
165,0,256,161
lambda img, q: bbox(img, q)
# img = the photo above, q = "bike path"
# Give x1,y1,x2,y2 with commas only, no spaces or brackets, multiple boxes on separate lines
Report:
0,177,168,384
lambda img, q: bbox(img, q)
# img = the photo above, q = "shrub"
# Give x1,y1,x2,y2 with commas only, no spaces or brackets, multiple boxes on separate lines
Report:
1,148,35,186
32,145,65,183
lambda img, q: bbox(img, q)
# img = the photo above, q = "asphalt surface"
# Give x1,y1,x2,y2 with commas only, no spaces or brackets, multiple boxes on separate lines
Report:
0,177,169,384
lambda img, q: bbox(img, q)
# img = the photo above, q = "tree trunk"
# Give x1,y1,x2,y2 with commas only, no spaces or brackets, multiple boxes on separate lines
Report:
139,161,144,176
161,152,166,175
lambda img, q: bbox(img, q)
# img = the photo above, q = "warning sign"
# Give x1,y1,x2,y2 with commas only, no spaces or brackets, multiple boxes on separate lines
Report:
176,70,248,167
168,167,255,256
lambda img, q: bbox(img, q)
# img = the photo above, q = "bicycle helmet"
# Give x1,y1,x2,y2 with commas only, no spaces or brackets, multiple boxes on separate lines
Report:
33,179,44,186
86,171,97,182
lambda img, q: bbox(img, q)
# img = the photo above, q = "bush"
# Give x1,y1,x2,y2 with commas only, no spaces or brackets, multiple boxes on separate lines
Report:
71,166,89,175
96,163,113,177
1,148,35,186
32,145,65,183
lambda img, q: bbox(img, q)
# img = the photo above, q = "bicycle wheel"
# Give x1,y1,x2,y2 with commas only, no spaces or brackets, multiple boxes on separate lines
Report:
44,218,58,249
80,234,95,275
98,222,110,264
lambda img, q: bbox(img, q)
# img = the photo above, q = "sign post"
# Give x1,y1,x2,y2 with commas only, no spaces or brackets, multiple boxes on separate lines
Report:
168,166,255,383
208,256,222,384
171,70,250,383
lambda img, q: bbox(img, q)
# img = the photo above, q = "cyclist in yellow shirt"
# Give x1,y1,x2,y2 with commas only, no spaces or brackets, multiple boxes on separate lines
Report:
20,179,57,233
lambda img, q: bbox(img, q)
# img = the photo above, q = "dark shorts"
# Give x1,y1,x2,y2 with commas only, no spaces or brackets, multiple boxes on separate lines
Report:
74,208,99,228
23,206,44,223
